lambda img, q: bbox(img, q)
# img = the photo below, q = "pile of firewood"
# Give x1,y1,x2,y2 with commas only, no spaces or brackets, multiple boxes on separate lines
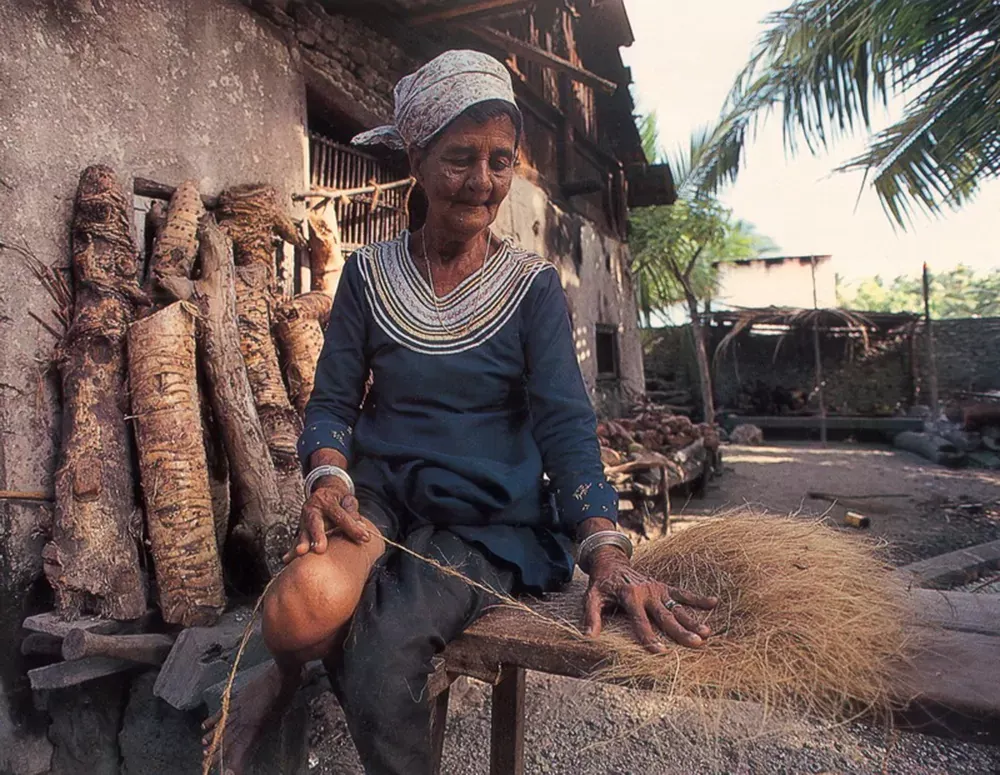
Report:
596,406,721,502
598,409,720,467
40,166,343,631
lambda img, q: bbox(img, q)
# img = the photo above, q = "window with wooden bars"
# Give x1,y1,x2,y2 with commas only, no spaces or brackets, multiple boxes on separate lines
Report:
308,132,412,251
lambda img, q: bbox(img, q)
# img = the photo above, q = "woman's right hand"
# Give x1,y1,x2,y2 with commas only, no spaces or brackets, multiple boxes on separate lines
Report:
283,478,371,563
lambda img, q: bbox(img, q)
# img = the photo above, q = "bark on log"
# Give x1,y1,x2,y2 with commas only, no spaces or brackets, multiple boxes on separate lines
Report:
217,184,305,467
160,218,285,576
200,392,231,552
306,205,344,296
217,184,304,271
128,302,225,626
43,165,148,620
275,292,332,416
149,179,204,293
235,263,302,467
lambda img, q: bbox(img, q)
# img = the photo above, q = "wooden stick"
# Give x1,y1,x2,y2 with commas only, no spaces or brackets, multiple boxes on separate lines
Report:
62,629,175,666
808,491,911,501
293,177,414,203
458,24,618,95
410,0,534,24
134,177,219,210
0,490,50,501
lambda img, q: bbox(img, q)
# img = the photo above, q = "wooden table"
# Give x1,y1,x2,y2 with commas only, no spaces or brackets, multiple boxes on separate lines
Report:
430,583,1000,775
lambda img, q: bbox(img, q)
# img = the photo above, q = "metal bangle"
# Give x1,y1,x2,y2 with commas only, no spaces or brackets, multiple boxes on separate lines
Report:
304,465,355,499
577,530,633,575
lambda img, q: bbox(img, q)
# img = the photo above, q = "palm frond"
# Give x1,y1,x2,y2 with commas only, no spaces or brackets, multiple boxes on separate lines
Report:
688,0,1000,226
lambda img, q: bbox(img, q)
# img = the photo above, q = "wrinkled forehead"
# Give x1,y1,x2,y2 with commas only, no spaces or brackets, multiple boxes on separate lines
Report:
429,112,519,154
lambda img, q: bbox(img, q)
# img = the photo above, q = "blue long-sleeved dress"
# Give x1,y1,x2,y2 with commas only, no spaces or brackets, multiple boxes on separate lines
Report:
297,231,617,592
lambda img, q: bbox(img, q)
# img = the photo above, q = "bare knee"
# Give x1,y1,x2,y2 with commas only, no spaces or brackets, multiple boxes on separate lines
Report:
262,548,370,655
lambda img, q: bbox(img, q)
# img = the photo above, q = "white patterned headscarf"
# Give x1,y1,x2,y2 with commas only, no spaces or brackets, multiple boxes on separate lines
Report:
351,50,520,151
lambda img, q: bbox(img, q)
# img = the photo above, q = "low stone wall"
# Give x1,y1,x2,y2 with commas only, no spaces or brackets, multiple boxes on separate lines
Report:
644,317,1000,416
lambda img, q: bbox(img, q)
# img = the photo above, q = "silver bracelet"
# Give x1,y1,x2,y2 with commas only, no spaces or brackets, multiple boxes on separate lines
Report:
577,530,633,575
304,465,355,499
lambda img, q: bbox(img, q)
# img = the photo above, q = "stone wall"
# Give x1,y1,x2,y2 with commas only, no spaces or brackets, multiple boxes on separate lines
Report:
643,317,1000,417
0,1,306,771
933,317,1000,395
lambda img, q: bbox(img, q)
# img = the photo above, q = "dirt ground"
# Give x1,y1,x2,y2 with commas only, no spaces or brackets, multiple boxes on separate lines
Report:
307,441,1000,774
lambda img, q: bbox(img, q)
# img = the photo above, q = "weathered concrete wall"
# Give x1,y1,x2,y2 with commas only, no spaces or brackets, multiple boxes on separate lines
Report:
495,176,645,416
0,1,306,770
715,256,837,309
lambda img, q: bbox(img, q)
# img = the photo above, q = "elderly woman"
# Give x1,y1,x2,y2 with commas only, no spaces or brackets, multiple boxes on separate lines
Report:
204,50,716,775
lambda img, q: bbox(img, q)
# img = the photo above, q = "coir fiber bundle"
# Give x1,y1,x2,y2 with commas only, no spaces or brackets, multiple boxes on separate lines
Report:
580,515,916,726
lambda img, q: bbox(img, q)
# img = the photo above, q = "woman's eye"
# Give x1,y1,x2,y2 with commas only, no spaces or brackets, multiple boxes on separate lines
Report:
445,157,473,168
491,158,513,172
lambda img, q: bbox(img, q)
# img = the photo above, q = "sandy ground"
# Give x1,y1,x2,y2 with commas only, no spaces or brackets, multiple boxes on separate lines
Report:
307,442,1000,774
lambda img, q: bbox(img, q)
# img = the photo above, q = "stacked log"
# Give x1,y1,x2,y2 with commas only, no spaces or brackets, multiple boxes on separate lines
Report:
307,204,345,296
43,165,148,620
217,184,305,467
128,302,225,626
275,292,332,416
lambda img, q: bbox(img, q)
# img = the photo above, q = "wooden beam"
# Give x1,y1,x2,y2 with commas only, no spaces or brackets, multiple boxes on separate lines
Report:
459,24,618,95
411,0,535,24
134,177,219,209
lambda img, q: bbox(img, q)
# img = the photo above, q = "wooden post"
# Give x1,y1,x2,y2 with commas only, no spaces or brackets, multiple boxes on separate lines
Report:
923,263,939,418
429,685,451,774
811,258,827,444
490,665,525,775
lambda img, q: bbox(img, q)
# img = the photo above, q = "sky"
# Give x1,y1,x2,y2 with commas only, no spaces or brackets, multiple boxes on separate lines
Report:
620,0,1000,284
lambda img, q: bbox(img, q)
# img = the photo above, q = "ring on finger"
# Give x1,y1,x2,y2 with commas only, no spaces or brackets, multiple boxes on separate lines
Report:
664,599,678,611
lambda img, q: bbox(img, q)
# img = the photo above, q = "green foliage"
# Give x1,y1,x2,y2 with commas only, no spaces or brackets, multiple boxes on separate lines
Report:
836,265,1000,317
687,0,1000,227
630,201,777,322
638,111,663,164
630,115,778,325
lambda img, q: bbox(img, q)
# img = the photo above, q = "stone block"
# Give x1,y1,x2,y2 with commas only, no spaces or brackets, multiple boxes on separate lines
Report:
120,670,310,775
47,674,129,775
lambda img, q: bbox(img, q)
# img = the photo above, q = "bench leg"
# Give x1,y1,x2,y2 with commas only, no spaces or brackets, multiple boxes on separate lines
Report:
430,685,450,775
490,665,525,775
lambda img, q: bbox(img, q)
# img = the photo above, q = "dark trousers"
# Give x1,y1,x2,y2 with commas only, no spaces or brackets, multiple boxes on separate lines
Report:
324,494,515,775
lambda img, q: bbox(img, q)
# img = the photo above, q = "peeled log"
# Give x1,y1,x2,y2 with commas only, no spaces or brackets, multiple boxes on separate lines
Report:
128,302,225,626
150,179,204,289
894,431,966,468
307,205,344,295
275,292,332,416
44,165,147,620
162,218,286,576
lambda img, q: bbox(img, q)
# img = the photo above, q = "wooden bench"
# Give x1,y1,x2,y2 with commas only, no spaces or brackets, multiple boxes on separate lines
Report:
428,581,1000,775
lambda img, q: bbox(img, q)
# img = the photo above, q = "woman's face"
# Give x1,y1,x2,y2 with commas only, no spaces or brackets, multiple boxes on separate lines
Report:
411,113,517,240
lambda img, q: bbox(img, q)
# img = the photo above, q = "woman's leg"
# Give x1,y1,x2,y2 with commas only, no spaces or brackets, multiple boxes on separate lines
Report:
327,527,515,775
202,505,389,775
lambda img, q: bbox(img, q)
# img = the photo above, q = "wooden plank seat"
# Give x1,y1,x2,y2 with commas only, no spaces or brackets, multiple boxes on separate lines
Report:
146,583,1000,774
428,583,1000,775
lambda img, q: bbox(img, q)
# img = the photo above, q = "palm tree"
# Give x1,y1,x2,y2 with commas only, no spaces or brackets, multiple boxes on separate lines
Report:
631,123,778,422
686,0,1000,227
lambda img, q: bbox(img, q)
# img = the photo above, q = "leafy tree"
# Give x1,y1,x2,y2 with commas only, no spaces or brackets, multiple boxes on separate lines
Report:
638,110,662,164
685,0,1000,227
838,265,1000,317
630,119,778,421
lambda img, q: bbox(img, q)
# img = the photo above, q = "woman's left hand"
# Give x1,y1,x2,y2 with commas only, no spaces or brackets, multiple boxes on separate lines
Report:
582,546,718,652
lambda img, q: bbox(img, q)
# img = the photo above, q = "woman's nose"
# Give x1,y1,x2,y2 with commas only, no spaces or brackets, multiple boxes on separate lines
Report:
464,159,491,196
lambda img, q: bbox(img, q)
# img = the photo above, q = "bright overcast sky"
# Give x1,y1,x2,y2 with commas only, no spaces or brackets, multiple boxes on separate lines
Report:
621,0,1000,282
